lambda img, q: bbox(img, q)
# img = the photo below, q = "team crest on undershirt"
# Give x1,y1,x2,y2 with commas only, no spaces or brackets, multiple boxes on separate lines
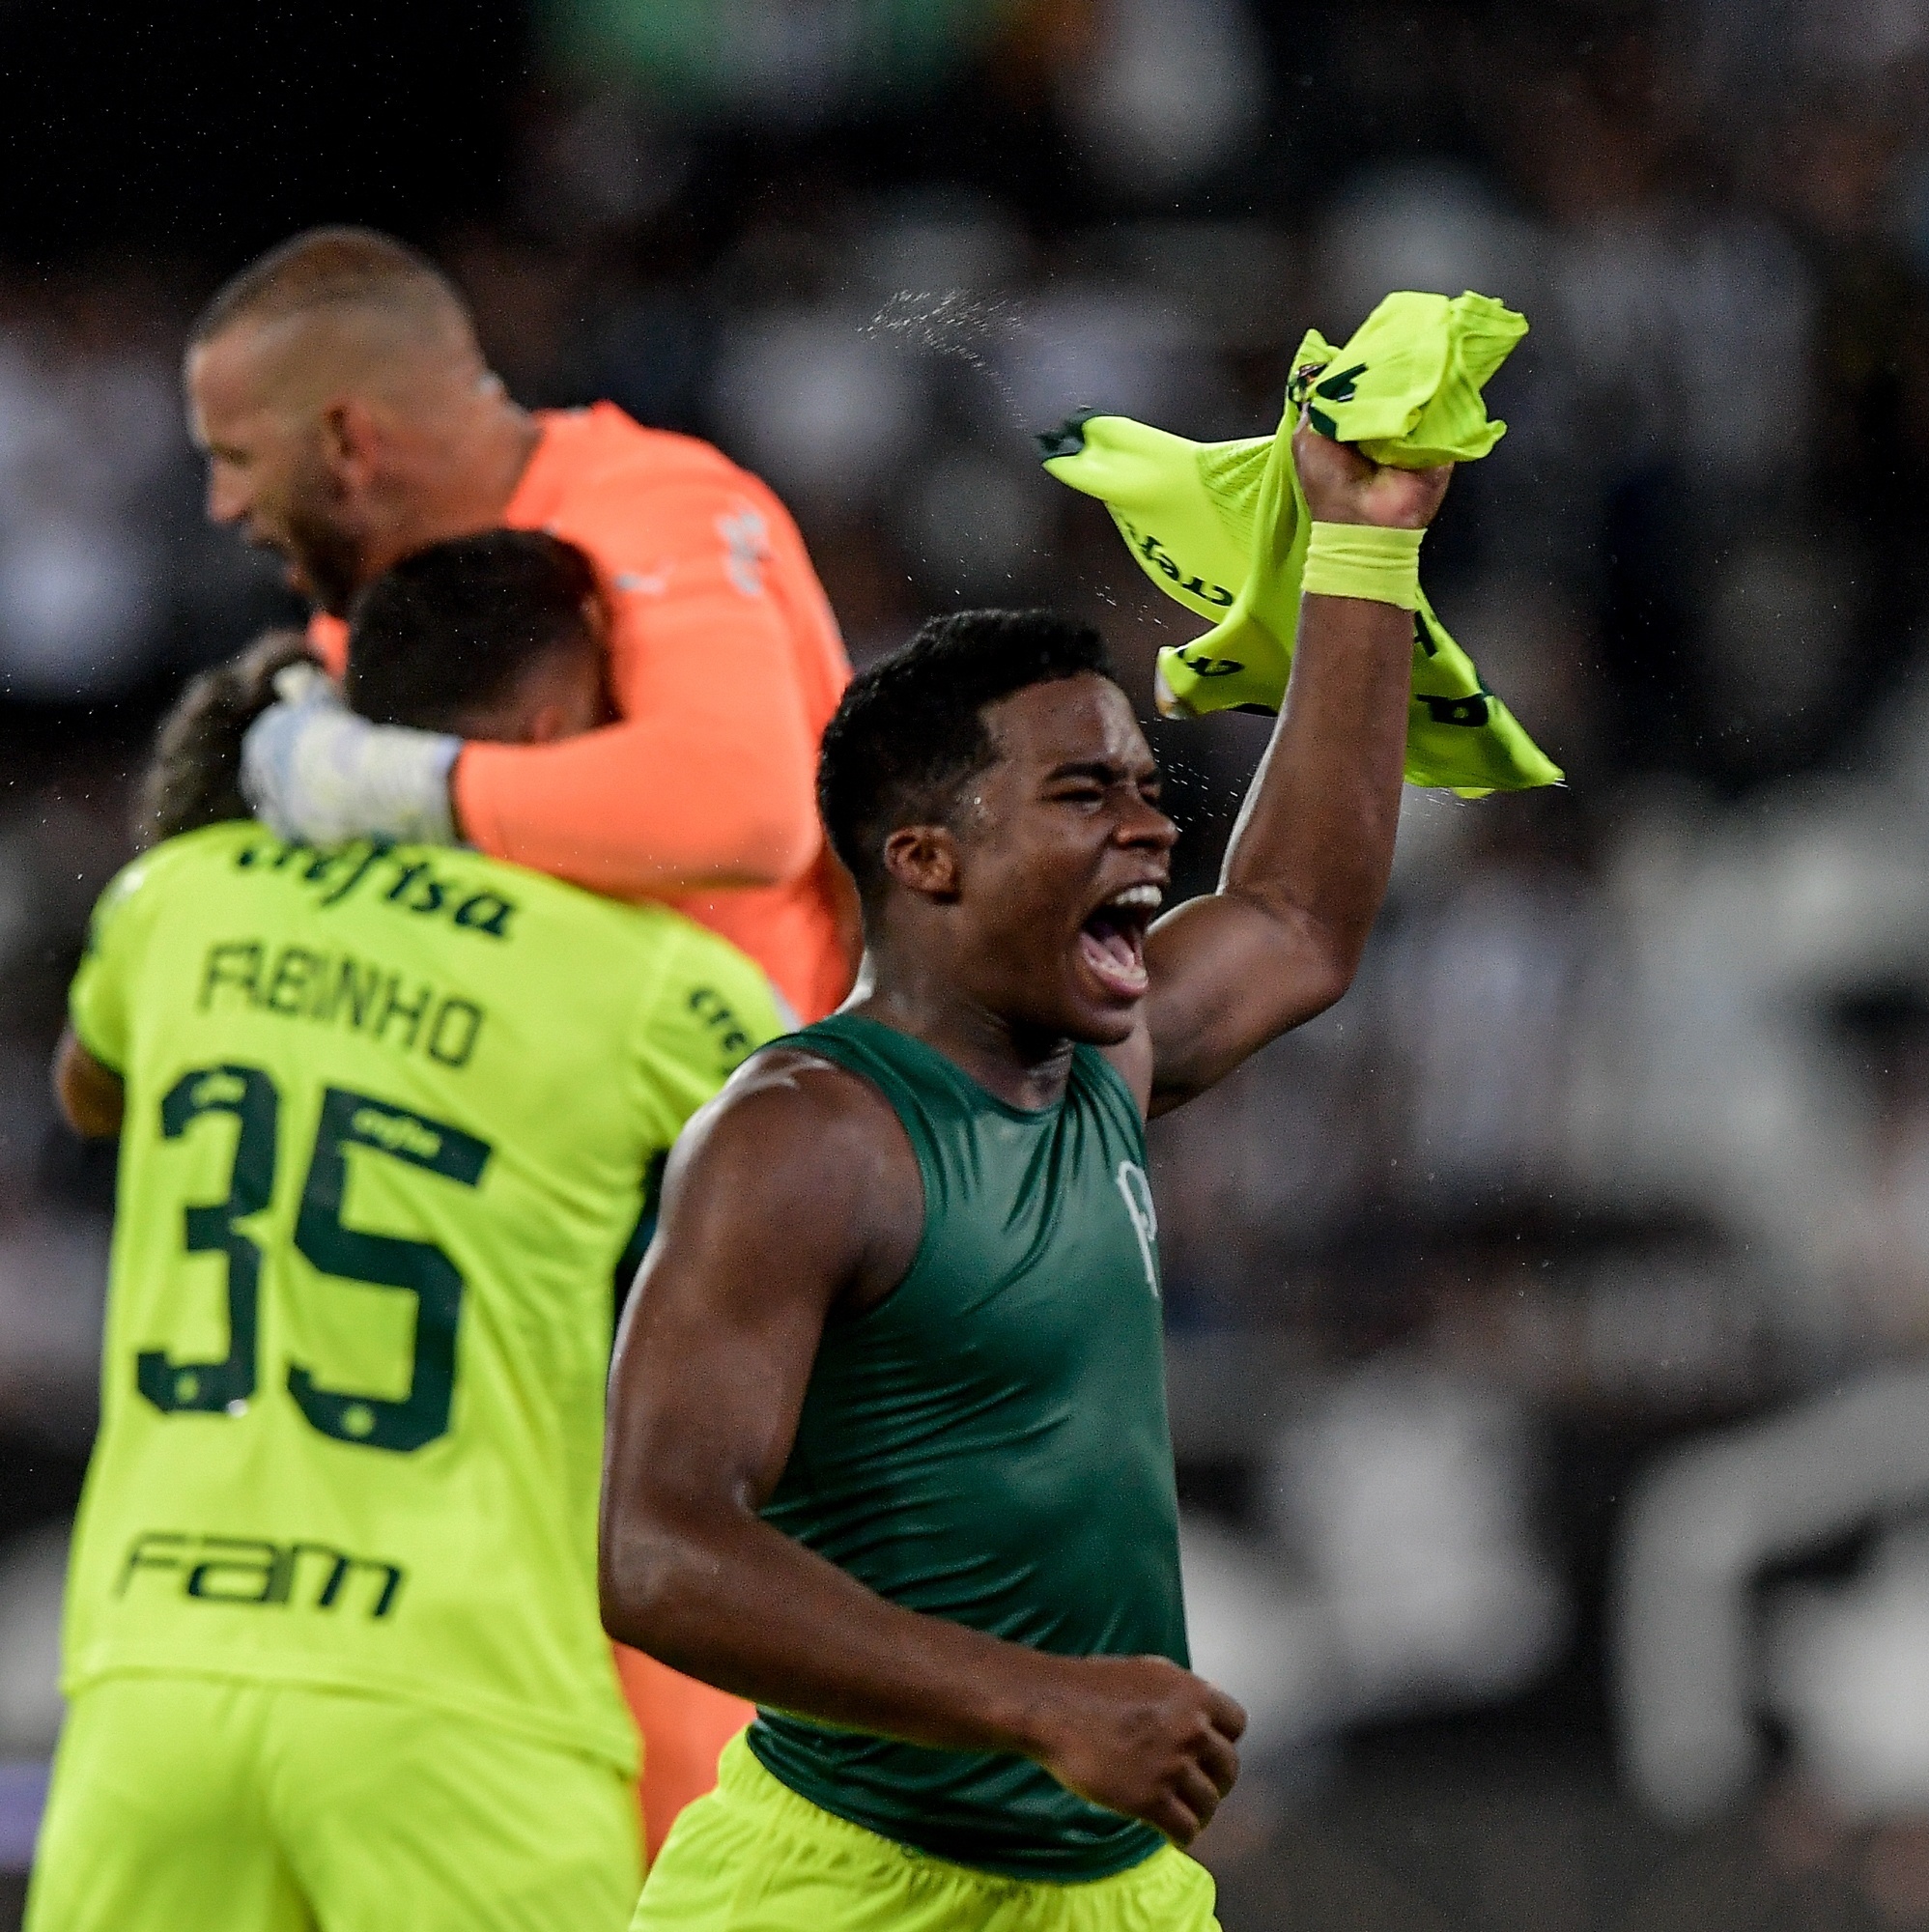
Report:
1114,1160,1159,1296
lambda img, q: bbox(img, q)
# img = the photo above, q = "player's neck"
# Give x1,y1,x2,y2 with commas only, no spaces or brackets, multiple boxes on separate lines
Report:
845,952,1076,1113
436,397,544,528
381,396,543,564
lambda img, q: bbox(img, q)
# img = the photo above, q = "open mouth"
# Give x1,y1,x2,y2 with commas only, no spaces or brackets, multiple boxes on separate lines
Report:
1077,883,1163,1002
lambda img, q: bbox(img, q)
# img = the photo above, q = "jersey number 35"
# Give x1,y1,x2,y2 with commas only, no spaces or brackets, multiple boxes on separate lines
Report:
136,1062,492,1454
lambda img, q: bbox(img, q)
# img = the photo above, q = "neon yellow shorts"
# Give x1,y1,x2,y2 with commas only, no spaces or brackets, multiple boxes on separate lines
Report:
631,1732,1220,1931
27,1673,640,1932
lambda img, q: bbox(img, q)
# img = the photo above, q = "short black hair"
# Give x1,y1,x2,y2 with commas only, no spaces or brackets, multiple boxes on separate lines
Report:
135,630,318,848
818,608,1114,900
345,529,604,735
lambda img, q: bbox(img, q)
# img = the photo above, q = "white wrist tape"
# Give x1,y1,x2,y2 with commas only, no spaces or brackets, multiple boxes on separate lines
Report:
241,666,460,848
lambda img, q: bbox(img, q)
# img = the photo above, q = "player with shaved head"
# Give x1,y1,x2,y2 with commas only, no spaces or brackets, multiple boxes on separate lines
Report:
184,224,852,1838
187,233,535,620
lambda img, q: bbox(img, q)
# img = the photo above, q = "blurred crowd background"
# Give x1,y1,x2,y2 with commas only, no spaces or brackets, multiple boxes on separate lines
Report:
4,0,1929,1925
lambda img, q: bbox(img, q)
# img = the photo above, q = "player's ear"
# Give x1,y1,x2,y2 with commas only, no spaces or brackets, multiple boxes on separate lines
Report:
318,396,385,494
882,824,962,902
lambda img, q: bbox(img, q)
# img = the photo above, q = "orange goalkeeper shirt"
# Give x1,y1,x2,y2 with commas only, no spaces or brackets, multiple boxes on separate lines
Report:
311,404,854,1021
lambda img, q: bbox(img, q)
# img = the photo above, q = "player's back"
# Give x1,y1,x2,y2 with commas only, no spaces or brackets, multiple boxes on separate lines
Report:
63,821,780,1771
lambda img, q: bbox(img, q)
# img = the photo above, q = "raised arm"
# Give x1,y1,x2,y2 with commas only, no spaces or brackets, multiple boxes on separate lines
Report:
599,1058,1245,1843
1134,423,1451,1113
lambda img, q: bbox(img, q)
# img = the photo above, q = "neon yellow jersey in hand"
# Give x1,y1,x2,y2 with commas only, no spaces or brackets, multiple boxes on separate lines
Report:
1040,290,1562,798
64,822,784,1772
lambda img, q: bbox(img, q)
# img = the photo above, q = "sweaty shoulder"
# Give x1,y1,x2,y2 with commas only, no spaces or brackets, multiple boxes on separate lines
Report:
713,1044,904,1156
676,1042,922,1309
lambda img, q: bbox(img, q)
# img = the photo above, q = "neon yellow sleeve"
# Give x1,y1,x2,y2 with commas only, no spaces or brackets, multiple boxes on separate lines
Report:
68,857,156,1073
628,922,786,1146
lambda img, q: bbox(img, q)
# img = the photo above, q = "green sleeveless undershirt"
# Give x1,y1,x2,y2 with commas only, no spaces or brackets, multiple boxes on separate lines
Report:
746,1012,1187,1882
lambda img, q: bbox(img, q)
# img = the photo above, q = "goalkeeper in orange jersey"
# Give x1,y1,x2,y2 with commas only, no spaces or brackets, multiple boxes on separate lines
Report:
182,226,847,1845
187,224,853,1023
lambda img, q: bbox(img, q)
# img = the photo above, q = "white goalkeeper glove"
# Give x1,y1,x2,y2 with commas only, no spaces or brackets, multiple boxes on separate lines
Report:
241,663,461,848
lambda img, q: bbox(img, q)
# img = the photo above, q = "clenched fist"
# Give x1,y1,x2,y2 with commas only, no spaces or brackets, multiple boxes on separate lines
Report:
1025,1653,1246,1845
1292,413,1453,531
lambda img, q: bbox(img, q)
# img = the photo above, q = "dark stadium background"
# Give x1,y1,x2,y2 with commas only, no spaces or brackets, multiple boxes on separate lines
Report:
4,3,1929,1926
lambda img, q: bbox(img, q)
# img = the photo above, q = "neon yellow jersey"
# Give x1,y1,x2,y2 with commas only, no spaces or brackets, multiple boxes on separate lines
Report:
63,822,784,1772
